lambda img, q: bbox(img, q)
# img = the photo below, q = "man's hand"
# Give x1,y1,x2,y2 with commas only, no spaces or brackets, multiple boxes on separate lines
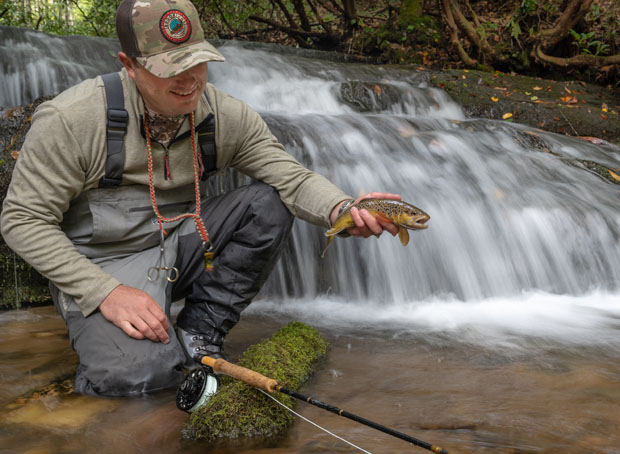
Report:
99,285,170,343
330,192,402,238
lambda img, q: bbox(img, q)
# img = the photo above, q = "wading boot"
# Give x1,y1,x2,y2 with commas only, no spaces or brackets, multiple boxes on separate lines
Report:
176,326,227,366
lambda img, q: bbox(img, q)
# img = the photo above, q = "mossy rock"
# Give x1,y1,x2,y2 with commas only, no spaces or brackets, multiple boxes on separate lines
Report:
183,321,329,442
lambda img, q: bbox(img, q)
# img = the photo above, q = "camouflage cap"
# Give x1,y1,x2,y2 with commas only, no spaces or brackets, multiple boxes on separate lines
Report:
116,0,225,78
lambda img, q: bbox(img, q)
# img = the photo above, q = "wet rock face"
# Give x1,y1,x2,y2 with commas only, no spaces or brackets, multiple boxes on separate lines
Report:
429,69,620,148
0,96,53,309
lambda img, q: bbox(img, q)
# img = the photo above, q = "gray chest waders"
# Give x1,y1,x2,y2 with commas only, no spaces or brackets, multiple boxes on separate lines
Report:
62,72,222,401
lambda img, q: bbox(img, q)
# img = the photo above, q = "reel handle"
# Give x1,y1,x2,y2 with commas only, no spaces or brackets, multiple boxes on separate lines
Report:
201,356,278,393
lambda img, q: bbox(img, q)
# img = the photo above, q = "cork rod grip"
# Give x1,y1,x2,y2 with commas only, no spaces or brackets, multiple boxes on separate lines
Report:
201,356,278,393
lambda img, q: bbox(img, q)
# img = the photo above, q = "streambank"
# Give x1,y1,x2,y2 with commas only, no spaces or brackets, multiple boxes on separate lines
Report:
428,69,620,148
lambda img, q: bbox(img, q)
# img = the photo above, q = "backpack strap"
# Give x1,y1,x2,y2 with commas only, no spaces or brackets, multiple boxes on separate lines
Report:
197,112,217,180
99,72,128,188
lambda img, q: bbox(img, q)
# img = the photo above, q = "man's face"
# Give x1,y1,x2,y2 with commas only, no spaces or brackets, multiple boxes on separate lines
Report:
126,57,208,117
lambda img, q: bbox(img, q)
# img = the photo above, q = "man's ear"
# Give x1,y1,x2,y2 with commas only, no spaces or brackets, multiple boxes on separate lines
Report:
118,52,137,79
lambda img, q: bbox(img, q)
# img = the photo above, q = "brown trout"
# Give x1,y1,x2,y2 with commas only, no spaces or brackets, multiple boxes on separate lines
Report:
321,198,430,258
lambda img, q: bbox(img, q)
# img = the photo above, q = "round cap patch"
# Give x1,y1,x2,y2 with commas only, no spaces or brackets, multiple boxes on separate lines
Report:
160,10,192,44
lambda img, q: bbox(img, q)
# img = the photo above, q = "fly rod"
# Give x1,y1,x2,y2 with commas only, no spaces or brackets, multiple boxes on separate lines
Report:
201,356,449,454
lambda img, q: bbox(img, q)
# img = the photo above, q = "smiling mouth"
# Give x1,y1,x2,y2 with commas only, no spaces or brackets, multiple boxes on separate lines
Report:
171,86,197,97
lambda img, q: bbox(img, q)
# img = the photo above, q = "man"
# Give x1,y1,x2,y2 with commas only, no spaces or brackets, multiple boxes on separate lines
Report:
1,0,400,397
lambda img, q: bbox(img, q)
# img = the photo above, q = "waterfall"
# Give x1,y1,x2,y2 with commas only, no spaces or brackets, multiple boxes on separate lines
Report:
0,26,122,106
2,28,619,348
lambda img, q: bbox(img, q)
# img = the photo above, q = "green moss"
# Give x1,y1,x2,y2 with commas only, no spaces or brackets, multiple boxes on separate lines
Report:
183,321,329,442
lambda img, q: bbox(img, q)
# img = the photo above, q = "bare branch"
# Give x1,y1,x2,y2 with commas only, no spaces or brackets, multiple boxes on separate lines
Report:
248,14,328,47
291,0,311,31
535,45,620,67
272,0,299,29
211,1,237,36
464,0,481,30
306,0,336,36
540,0,594,50
441,0,477,67
321,0,344,14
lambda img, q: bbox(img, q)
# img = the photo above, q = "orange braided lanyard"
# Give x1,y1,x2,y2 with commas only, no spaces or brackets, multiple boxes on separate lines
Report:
144,113,214,272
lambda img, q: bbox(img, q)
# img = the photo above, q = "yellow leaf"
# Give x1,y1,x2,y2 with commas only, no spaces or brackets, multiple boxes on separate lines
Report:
609,170,620,182
374,85,382,96
533,86,543,90
602,103,608,112
491,96,499,102
502,113,513,119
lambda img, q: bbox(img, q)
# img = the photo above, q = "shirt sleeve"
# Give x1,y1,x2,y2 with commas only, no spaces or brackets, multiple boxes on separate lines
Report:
215,95,350,228
0,102,121,316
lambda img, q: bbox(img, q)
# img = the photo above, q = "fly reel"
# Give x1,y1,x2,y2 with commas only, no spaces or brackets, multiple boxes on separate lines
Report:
176,366,219,413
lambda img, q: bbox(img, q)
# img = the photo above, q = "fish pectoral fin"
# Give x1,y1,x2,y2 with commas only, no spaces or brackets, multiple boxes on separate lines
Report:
398,227,410,246
320,236,336,259
376,212,393,224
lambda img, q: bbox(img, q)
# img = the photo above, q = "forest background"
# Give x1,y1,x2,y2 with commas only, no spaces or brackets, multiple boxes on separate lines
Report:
1,0,619,87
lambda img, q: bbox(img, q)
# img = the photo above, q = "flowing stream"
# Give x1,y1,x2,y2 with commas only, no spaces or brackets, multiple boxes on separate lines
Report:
1,27,619,454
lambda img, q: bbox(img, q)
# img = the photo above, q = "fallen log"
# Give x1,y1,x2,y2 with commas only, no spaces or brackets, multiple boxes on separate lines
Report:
182,321,329,442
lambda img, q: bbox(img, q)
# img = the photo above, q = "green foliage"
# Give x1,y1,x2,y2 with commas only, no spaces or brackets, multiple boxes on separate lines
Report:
569,29,610,56
507,0,538,40
0,0,117,37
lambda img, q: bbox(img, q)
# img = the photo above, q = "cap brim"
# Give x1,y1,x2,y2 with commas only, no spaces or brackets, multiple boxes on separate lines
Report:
137,40,225,78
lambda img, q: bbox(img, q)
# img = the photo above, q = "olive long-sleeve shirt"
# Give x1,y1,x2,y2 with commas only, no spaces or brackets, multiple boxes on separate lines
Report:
1,69,349,315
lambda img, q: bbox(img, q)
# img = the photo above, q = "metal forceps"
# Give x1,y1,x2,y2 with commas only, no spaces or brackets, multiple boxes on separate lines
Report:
147,228,179,282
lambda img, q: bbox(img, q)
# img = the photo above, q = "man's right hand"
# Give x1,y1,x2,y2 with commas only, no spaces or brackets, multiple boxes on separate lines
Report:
99,285,170,343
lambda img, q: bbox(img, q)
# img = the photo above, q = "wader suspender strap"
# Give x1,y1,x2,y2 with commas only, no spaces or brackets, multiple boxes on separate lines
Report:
198,112,217,180
99,72,128,188
98,74,217,187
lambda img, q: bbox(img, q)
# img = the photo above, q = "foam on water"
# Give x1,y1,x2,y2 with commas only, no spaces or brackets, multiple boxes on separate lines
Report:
249,291,620,349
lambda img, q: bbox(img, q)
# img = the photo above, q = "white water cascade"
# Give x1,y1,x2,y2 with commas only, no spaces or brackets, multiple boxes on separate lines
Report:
1,27,619,351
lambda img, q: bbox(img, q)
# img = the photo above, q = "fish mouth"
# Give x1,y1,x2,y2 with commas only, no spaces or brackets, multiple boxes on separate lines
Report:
409,214,430,229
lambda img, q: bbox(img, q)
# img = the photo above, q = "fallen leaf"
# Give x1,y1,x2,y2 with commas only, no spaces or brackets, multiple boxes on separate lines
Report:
530,96,538,101
398,126,418,138
609,170,620,182
601,114,608,120
579,136,605,145
462,74,467,79
374,85,382,96
533,86,543,90
493,87,507,91
560,96,578,104
602,103,608,112
11,150,19,160
502,113,513,119
491,96,499,102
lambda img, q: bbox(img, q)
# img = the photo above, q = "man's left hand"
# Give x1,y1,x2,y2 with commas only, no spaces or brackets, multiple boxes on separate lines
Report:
329,192,402,238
